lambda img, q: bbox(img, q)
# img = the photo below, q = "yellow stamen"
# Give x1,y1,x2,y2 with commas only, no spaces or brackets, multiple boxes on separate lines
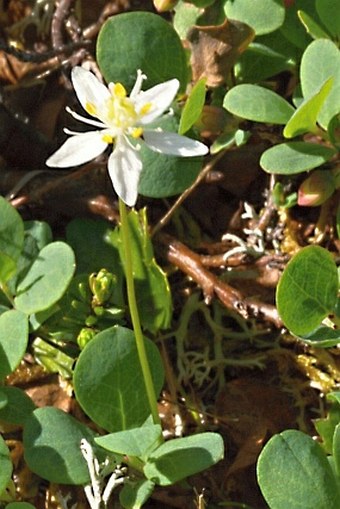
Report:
131,127,143,139
113,82,127,98
140,103,152,116
86,102,97,116
102,133,114,144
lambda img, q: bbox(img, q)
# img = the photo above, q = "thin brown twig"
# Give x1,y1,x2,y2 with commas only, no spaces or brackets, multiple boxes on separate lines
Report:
151,150,226,236
159,233,283,328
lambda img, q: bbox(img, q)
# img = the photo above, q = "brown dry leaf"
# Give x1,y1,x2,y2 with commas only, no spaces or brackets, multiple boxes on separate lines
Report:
188,18,255,87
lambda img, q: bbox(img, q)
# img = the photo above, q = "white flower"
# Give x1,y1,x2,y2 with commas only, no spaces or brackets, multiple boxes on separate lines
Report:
46,67,209,206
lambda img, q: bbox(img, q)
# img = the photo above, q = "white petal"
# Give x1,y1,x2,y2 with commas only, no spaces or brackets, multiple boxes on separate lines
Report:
107,136,143,206
130,69,147,99
143,130,209,157
71,67,110,114
46,131,108,168
135,79,179,125
66,106,106,129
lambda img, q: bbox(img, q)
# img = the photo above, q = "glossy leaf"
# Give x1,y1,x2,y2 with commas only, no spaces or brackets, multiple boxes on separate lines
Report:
0,435,12,496
179,79,206,135
276,246,338,336
300,326,340,348
73,326,164,432
257,430,340,509
97,12,187,91
0,310,28,380
0,387,35,425
138,115,203,199
23,407,96,485
283,78,333,138
224,0,285,35
95,424,162,460
14,242,75,314
260,142,336,174
224,84,294,124
110,209,172,333
300,39,340,129
143,432,224,485
316,0,340,38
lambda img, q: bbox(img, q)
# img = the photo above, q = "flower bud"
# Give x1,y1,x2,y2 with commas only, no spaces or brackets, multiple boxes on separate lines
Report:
153,0,178,11
89,269,116,305
77,327,96,350
297,170,335,207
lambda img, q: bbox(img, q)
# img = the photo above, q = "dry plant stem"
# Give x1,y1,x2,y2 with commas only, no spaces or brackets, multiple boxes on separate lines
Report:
51,0,75,49
152,151,226,236
161,234,283,328
119,199,161,426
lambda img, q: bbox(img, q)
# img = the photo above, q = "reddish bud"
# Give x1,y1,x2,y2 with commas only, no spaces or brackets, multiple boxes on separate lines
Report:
298,169,335,207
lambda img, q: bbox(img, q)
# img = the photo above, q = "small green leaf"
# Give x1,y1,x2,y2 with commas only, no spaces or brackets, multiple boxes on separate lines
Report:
179,79,206,135
298,10,330,40
73,326,164,432
95,425,162,459
24,221,52,251
314,392,340,454
97,12,187,92
173,1,202,39
332,423,340,478
23,407,96,485
284,78,334,138
0,310,28,380
119,479,155,509
14,242,75,314
143,432,224,485
224,84,294,124
300,326,340,348
257,430,340,509
276,246,338,336
316,0,340,38
224,0,285,35
260,142,336,174
0,387,35,425
300,39,340,129
0,435,12,496
0,196,24,269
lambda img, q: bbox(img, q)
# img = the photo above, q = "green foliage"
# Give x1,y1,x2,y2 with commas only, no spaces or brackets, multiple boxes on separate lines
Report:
0,387,36,425
23,407,96,485
223,0,285,35
257,429,340,509
276,246,338,337
110,208,172,333
73,326,164,432
0,435,12,497
0,310,28,380
96,12,188,91
138,115,204,199
179,79,207,135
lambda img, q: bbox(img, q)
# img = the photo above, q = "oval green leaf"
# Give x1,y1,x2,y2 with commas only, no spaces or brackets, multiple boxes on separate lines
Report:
300,39,340,129
276,246,338,336
224,0,285,35
138,115,203,198
257,429,340,509
144,432,224,485
283,77,334,138
0,387,35,425
0,435,12,496
0,310,28,380
14,241,75,314
260,142,336,174
97,12,187,92
297,10,330,40
224,84,294,124
95,424,162,459
23,407,96,485
73,326,164,432
6,503,36,509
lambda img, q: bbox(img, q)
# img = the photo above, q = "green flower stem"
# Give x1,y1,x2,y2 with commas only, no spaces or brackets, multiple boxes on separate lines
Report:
119,198,161,426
